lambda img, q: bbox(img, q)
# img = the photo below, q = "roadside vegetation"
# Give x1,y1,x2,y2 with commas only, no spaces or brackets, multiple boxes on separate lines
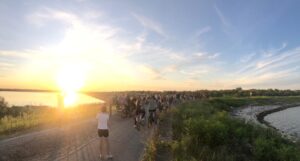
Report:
147,97,300,161
143,111,173,161
204,88,300,97
0,97,99,138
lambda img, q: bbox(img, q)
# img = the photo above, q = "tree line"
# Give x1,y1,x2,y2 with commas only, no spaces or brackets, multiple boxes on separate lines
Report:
0,97,35,118
195,88,300,97
1,88,300,118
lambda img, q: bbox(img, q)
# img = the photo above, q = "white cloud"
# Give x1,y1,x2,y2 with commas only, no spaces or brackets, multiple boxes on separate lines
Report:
232,44,300,88
27,8,79,27
261,42,287,58
1,9,149,90
162,65,177,73
180,69,209,77
208,53,220,59
195,26,211,37
214,4,231,27
0,50,32,59
0,62,15,70
233,67,299,87
240,53,256,63
194,52,220,60
169,53,186,61
138,65,163,80
4,7,280,90
3,8,221,90
132,13,167,37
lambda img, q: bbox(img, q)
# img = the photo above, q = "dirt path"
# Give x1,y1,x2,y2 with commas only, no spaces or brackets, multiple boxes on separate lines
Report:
0,114,152,161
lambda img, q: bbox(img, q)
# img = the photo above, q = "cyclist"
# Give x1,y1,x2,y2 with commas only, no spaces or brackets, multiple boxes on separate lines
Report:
133,98,145,130
148,96,158,127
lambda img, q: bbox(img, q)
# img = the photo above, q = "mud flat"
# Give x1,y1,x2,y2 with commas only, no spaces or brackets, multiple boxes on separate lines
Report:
256,104,300,127
232,105,280,124
233,103,300,141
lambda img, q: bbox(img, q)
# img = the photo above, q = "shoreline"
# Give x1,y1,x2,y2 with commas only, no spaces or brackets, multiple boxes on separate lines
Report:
233,103,300,142
256,103,300,129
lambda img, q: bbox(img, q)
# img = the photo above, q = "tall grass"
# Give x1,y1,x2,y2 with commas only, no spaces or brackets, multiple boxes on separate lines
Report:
170,99,300,161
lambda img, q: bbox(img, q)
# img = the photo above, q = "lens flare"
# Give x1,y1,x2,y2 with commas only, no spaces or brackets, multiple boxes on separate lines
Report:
56,64,87,107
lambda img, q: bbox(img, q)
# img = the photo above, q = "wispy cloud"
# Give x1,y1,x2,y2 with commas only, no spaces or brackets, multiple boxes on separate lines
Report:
27,8,79,27
214,4,231,27
240,53,256,63
2,9,144,89
208,53,220,59
165,52,221,80
187,52,220,64
232,44,300,88
0,50,34,60
132,13,167,37
195,26,211,37
8,6,296,90
237,43,291,73
233,66,300,88
138,65,164,80
117,34,221,82
180,68,211,79
261,42,287,58
2,8,222,90
0,62,16,71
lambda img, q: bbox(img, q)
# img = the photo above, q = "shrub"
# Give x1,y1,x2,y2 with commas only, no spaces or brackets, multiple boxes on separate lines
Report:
170,99,300,161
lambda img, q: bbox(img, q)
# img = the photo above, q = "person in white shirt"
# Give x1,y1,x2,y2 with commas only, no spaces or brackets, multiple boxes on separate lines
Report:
96,103,113,159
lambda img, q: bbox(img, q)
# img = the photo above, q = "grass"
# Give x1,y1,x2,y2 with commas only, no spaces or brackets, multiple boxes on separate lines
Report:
172,98,300,161
143,134,158,161
146,96,300,161
142,110,174,161
0,104,100,138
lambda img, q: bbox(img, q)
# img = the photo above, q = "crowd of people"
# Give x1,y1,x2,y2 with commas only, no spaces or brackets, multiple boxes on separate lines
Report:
112,92,204,129
95,92,205,160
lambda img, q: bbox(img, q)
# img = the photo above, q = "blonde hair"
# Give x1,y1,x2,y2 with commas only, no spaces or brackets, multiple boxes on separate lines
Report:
101,103,107,113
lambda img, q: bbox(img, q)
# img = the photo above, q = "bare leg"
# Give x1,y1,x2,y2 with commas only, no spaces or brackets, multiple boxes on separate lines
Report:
99,138,103,157
104,137,113,159
105,138,110,155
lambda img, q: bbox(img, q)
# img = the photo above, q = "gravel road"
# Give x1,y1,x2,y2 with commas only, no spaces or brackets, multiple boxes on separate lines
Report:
0,114,152,161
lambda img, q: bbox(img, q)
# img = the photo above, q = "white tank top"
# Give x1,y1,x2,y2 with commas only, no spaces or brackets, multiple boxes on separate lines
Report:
96,113,109,129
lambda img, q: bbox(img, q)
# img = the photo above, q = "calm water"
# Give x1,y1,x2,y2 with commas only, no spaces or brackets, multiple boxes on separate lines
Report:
0,91,102,107
265,106,300,138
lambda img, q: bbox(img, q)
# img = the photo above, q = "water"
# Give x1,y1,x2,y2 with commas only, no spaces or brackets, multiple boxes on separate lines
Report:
233,105,280,124
265,106,300,138
0,91,102,107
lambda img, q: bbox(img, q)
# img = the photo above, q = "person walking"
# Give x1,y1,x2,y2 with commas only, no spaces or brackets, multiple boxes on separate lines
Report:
96,103,113,160
142,99,150,127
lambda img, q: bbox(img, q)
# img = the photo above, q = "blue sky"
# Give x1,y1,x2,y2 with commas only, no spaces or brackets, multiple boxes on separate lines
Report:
0,0,300,90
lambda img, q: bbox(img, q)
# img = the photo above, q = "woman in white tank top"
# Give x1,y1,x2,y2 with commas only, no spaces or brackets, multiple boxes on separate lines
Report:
96,103,113,159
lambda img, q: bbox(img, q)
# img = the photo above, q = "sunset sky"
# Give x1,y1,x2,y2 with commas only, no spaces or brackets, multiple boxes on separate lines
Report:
1,0,300,91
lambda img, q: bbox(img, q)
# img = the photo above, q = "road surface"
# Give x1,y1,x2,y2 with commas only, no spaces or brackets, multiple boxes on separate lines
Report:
0,114,152,161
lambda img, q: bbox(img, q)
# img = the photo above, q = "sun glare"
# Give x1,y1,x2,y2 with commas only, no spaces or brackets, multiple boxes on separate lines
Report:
56,64,87,107
63,92,78,106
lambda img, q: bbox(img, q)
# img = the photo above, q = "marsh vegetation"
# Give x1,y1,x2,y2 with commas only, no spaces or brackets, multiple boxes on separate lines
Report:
147,97,300,161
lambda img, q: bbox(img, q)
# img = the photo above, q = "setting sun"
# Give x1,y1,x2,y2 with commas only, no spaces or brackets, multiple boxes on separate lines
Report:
56,64,87,106
63,92,77,106
2,1,300,161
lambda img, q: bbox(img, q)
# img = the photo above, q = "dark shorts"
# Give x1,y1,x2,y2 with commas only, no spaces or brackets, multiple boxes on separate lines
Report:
98,129,109,137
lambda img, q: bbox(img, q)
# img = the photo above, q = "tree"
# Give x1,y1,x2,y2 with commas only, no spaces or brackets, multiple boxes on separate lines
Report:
0,97,8,118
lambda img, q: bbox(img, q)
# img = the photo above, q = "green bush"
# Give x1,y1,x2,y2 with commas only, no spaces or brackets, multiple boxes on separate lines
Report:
170,99,300,161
